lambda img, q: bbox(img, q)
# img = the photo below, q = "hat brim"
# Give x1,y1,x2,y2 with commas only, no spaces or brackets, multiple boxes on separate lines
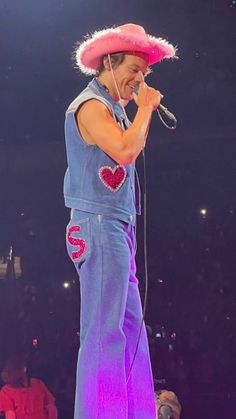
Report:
76,27,177,75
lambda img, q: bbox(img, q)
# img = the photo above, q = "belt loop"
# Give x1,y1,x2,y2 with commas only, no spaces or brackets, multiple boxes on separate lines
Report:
129,215,134,224
98,214,102,224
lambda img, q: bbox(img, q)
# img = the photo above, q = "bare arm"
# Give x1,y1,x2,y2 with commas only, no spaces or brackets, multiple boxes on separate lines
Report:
77,81,162,166
46,402,58,419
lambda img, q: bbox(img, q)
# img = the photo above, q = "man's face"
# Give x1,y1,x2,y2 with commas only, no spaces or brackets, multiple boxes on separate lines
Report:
111,53,149,100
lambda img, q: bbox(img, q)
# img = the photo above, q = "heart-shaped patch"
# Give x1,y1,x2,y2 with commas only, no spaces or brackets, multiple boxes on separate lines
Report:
99,165,127,192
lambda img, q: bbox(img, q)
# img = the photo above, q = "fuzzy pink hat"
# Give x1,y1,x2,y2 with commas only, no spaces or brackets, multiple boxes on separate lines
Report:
76,23,177,75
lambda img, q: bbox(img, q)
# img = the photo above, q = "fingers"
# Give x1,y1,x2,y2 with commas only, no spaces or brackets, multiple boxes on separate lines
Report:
137,80,147,91
140,82,163,100
133,80,163,110
138,70,145,83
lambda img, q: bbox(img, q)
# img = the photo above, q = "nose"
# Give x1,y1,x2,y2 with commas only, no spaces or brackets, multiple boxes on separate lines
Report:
134,70,144,84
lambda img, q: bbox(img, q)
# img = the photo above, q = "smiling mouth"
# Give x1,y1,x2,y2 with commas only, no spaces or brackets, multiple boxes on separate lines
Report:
127,85,136,95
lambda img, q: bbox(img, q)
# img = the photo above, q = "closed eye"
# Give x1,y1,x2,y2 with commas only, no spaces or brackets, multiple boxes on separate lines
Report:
129,67,152,77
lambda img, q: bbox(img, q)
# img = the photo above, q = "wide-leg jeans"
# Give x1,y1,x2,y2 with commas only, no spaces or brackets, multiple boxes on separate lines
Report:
66,210,156,419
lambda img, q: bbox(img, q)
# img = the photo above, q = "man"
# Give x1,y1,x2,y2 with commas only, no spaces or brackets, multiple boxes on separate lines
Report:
64,23,176,419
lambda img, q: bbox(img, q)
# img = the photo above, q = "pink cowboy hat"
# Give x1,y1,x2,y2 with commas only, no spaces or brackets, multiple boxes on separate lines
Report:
75,23,177,75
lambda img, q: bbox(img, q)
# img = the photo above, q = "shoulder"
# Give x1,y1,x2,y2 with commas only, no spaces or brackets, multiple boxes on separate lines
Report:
30,378,45,388
67,84,113,116
0,384,13,394
78,98,111,118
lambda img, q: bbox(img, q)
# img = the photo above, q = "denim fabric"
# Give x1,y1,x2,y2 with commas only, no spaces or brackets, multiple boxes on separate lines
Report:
66,210,156,418
63,78,141,224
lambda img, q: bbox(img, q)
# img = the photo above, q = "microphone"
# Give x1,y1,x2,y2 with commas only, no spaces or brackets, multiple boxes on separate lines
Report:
158,404,174,419
133,85,177,130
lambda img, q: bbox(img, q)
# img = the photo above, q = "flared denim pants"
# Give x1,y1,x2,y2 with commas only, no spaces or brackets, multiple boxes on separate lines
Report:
66,210,156,419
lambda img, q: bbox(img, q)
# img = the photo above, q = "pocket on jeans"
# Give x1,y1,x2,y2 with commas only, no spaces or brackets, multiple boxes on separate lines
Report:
66,216,91,266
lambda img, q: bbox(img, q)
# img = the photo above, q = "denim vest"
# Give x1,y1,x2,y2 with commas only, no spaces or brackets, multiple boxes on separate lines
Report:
63,78,141,224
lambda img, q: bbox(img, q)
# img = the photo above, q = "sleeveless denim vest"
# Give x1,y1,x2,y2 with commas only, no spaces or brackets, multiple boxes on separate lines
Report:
63,78,141,224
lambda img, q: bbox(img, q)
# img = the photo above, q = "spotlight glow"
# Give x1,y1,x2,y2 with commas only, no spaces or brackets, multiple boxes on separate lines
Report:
200,208,207,216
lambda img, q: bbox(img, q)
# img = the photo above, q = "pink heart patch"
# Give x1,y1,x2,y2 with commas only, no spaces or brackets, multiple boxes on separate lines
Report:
99,165,127,192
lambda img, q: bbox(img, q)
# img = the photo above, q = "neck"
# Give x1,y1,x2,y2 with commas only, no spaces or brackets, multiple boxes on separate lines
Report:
97,74,119,101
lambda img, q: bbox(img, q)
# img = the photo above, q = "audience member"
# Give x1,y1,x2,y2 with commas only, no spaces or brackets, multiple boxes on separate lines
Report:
0,356,57,419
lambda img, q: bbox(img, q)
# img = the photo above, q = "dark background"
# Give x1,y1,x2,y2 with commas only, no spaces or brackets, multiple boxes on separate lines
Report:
0,0,236,418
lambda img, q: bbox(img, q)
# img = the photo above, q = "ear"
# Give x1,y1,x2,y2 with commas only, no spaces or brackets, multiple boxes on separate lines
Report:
103,56,111,71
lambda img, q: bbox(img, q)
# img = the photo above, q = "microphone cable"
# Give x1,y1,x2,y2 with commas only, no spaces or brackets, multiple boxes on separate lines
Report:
126,147,149,384
126,109,177,382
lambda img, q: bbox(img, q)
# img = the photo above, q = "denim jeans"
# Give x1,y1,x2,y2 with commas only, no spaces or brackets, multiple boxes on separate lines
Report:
66,210,156,419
